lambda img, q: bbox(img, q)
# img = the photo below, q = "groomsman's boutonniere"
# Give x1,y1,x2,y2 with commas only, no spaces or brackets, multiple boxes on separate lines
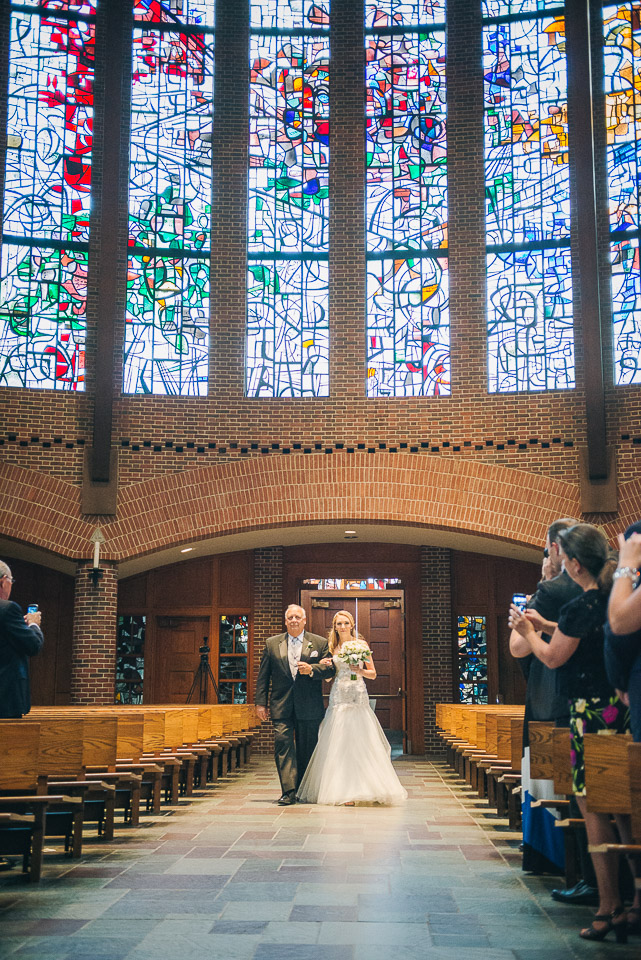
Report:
306,640,313,652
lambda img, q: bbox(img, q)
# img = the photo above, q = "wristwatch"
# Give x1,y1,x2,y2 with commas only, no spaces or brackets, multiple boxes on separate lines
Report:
613,566,640,585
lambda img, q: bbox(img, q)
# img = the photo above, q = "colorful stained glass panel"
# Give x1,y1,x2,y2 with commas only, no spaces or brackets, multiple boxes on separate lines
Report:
365,1,445,28
604,4,641,384
484,15,569,246
611,237,641,384
484,6,574,394
247,3,330,398
458,615,488,705
366,31,447,252
246,258,329,397
483,1,564,16
366,255,449,396
365,16,449,398
0,8,94,390
22,1,97,14
250,1,329,31
124,253,209,394
129,29,213,251
134,0,214,27
487,247,574,392
0,244,87,389
125,0,213,394
249,35,329,255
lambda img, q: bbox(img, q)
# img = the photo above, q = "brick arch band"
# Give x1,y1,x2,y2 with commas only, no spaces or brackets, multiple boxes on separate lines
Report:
1,455,638,562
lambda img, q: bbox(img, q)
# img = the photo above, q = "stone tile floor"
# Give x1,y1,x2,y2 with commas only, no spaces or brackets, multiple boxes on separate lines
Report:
0,757,638,959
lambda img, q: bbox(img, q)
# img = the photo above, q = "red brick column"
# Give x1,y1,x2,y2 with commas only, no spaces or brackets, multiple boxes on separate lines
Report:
70,561,118,704
252,546,283,754
421,546,453,755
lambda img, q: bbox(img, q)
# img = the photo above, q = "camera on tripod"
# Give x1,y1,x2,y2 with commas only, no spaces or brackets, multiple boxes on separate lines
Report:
187,636,219,704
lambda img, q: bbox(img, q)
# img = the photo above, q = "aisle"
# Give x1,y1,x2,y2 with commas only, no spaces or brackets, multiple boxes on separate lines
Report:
0,757,636,959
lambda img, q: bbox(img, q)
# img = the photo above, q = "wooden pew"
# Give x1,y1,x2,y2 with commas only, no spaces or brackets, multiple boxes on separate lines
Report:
0,812,37,878
435,704,525,824
0,723,82,881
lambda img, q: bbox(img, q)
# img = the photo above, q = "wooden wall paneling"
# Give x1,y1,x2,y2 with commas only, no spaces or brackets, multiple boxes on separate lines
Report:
450,551,539,706
150,557,213,610
9,560,75,706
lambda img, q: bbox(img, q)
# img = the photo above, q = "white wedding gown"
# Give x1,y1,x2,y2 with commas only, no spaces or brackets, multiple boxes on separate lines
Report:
296,656,408,806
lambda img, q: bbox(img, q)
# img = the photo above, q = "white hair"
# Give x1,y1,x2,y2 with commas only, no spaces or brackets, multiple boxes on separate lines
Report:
0,561,12,580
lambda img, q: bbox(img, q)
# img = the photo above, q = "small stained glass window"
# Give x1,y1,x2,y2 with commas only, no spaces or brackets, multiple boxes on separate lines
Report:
458,615,488,704
218,615,249,704
116,615,146,704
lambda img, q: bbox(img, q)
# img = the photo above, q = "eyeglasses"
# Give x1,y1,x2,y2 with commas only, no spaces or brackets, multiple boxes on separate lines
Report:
1,575,14,583
285,615,303,622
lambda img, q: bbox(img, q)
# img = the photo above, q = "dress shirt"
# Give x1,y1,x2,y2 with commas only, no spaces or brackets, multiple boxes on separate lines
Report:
288,634,303,679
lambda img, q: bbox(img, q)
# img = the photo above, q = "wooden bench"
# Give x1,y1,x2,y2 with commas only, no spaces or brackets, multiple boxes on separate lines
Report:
0,722,84,881
436,704,525,826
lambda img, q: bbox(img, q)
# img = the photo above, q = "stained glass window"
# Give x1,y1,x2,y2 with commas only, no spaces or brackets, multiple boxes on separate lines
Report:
247,1,330,397
604,3,641,385
484,2,575,392
366,2,449,397
124,0,214,395
218,614,248,704
458,615,488,704
0,0,95,390
116,615,146,704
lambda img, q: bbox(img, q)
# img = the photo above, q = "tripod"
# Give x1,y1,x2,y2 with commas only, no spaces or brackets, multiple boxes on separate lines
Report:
187,639,219,703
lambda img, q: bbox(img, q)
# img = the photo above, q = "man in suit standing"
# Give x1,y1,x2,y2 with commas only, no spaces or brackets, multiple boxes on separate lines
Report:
0,561,43,720
255,604,334,804
0,560,44,870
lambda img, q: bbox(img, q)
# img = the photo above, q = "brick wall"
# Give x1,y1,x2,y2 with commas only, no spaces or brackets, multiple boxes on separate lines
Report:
252,547,283,754
421,546,453,755
70,561,118,704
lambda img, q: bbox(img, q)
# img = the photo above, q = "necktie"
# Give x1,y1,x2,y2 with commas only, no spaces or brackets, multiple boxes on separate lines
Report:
288,636,302,679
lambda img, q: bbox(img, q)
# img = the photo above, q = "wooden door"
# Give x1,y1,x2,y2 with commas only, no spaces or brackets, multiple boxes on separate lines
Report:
302,591,405,740
152,616,211,703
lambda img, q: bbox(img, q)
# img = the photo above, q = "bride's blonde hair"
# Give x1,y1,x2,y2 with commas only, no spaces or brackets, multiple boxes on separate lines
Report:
327,609,364,654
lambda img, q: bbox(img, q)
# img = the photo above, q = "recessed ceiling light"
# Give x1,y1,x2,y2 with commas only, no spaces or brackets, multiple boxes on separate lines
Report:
180,547,194,553
344,530,356,534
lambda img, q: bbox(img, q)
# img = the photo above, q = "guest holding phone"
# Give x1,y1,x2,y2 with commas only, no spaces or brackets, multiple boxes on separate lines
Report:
0,560,44,871
509,524,634,943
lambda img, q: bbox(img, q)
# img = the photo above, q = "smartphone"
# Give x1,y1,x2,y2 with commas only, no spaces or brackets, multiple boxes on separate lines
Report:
27,604,38,614
512,593,527,613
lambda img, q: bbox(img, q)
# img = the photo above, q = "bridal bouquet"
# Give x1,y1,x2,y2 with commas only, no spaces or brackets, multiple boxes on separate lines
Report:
338,639,371,680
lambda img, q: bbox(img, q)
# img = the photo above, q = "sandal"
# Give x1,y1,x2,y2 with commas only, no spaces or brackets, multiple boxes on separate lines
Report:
580,908,627,944
627,907,640,936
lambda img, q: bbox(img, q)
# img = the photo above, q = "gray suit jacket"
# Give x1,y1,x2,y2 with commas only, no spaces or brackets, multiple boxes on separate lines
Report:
254,630,334,721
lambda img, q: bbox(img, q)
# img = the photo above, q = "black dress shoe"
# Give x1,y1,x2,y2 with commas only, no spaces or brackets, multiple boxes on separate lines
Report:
277,793,296,806
550,879,599,905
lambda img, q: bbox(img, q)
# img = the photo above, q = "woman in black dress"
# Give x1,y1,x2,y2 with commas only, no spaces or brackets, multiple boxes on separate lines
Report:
509,523,633,943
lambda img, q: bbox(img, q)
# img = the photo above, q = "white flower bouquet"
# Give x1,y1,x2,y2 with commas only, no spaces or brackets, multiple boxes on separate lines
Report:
338,639,371,680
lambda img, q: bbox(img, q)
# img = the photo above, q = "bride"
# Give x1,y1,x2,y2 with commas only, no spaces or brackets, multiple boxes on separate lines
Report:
296,610,407,806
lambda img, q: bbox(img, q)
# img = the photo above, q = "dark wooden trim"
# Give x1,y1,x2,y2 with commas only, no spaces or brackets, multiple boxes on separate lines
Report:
566,0,608,480
91,0,131,481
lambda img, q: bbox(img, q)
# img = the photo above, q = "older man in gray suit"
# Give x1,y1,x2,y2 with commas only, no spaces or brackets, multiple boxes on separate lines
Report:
255,604,334,804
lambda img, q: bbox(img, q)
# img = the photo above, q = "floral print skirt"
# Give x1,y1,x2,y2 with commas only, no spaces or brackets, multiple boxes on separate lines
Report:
569,695,630,795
